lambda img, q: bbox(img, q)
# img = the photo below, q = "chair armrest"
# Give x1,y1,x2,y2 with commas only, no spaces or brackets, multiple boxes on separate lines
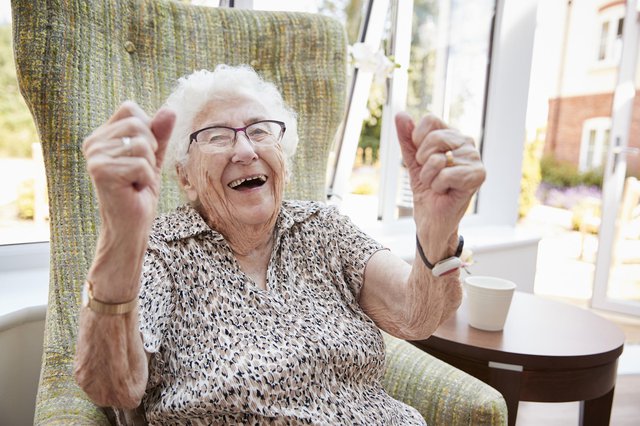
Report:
382,332,507,426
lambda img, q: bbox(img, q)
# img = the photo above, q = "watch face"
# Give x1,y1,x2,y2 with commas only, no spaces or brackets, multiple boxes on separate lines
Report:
432,257,463,277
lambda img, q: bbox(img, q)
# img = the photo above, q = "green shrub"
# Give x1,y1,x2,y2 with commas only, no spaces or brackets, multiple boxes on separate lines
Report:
358,134,380,163
540,155,604,188
581,167,605,187
358,114,381,164
17,178,35,219
519,135,543,218
0,25,39,158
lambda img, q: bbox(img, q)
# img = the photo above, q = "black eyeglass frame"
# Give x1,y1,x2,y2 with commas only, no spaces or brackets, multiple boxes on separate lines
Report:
188,120,286,152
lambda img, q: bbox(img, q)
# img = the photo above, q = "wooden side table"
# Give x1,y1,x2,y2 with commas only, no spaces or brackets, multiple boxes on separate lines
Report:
412,292,625,426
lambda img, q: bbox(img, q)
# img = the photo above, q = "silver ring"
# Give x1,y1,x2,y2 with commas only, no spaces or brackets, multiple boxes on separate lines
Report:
121,136,132,156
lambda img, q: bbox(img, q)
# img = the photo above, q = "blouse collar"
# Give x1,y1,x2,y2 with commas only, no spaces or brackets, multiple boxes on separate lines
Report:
151,200,323,243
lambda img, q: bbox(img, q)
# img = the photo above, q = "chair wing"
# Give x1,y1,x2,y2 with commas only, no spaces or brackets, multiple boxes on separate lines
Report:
11,0,346,423
382,333,508,425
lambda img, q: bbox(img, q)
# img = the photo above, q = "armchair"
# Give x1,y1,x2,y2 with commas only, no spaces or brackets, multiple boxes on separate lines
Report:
11,0,506,424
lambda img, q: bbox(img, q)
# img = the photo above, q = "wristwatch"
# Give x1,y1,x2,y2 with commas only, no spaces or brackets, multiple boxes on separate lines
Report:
82,280,138,315
416,235,464,277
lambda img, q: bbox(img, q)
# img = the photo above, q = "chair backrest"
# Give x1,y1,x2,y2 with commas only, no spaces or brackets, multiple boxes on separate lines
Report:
11,0,347,423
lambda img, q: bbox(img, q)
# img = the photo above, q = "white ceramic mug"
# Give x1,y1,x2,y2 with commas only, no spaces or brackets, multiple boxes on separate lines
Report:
463,276,517,331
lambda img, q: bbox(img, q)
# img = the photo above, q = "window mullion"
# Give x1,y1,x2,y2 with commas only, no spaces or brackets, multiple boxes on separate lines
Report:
475,0,538,227
432,0,452,119
377,0,414,221
328,0,389,203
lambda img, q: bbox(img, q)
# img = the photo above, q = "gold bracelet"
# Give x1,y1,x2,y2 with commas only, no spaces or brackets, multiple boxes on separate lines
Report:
82,280,138,315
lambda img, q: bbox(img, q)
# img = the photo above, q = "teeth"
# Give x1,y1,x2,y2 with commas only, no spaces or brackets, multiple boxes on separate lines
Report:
228,174,267,188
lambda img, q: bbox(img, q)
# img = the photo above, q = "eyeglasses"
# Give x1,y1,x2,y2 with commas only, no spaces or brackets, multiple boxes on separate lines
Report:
188,120,286,152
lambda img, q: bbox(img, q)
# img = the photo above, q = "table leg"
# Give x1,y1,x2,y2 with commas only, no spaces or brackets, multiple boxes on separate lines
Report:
579,387,615,426
489,367,522,426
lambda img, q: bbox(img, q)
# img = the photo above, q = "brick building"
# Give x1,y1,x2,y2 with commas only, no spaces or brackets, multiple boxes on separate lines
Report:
543,0,640,177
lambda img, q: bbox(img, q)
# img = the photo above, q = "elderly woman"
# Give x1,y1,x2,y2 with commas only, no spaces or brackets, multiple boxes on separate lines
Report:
75,65,485,425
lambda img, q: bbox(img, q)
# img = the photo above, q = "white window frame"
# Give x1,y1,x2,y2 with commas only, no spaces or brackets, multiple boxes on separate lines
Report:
0,242,50,316
0,0,540,309
595,7,625,66
334,0,538,230
579,117,611,172
330,0,540,274
465,0,538,228
328,0,390,203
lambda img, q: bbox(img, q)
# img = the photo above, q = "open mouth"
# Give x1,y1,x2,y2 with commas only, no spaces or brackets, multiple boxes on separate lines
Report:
228,174,268,190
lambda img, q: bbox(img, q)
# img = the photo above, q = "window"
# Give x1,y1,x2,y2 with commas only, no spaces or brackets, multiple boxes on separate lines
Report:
617,17,624,39
414,0,495,142
598,21,609,61
252,0,368,38
0,5,49,313
579,117,611,172
0,0,540,320
248,0,536,230
596,12,624,65
0,17,49,246
615,16,624,60
395,0,496,218
328,0,497,223
0,0,539,259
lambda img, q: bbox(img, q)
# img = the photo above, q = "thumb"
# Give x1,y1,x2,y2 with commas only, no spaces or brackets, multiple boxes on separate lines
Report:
414,114,448,141
150,108,176,169
395,112,417,169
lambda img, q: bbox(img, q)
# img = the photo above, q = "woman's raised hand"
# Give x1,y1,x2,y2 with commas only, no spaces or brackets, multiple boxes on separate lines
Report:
395,112,486,257
76,101,173,408
83,101,176,237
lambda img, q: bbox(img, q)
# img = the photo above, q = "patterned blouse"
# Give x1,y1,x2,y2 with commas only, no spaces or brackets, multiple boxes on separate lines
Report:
138,200,426,425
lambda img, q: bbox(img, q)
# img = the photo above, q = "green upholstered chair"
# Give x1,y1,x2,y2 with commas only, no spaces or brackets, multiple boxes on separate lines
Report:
11,0,507,424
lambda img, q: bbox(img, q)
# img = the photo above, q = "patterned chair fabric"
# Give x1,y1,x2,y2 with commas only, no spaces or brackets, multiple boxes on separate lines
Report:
11,0,506,424
383,333,507,425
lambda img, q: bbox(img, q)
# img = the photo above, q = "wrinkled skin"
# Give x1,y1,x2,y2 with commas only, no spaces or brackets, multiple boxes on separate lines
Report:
177,96,286,257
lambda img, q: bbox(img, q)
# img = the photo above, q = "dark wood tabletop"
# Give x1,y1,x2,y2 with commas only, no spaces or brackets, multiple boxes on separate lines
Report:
412,292,626,426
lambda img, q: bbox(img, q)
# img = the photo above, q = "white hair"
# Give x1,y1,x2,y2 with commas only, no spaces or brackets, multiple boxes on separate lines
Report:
163,64,299,172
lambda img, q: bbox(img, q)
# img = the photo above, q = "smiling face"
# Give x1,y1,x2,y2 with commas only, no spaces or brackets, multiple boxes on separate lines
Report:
177,95,286,249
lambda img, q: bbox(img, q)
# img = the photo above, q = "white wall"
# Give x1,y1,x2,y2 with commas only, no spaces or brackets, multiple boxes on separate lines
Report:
558,0,624,97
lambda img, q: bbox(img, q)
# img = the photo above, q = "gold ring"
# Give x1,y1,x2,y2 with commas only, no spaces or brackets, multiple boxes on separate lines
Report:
445,150,455,167
121,136,132,156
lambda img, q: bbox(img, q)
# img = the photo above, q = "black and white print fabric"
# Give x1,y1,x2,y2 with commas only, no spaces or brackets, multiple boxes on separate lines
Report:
138,201,426,425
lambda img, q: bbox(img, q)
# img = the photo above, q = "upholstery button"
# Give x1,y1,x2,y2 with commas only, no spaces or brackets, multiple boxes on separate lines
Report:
124,41,136,53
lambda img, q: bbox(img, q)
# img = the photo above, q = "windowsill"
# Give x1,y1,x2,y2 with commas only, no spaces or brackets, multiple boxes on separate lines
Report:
0,203,542,316
338,194,541,292
0,242,49,318
590,60,619,71
360,216,541,262
365,220,541,293
338,194,541,261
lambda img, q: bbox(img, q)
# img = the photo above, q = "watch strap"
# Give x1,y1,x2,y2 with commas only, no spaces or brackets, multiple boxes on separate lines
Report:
416,235,464,272
84,280,137,315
